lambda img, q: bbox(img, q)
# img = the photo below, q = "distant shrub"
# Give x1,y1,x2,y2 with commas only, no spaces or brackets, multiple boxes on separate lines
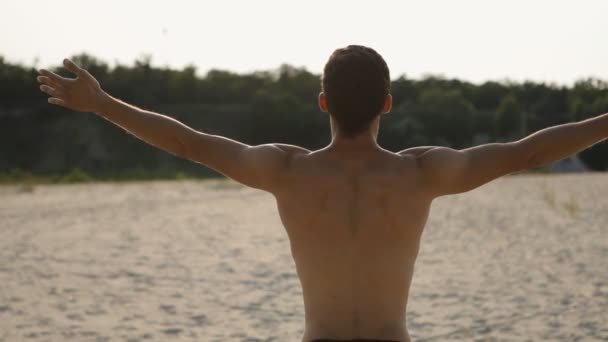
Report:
563,196,581,217
540,181,557,208
60,168,93,183
0,168,28,182
174,171,190,180
17,182,35,193
579,142,608,171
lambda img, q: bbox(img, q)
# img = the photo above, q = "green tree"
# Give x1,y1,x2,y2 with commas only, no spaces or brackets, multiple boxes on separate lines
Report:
494,94,521,139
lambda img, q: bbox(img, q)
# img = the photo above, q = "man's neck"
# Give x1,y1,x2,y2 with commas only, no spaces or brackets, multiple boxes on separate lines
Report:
326,128,381,157
329,133,378,150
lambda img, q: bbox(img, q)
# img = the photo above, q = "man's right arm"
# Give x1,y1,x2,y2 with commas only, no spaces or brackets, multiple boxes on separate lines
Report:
400,112,608,197
37,58,307,193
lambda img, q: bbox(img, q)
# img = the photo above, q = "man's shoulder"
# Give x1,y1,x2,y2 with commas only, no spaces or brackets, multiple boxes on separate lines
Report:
264,143,313,172
397,146,466,170
397,146,441,158
272,143,312,156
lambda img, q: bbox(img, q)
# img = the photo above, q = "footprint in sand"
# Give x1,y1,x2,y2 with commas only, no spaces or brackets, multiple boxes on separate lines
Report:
159,304,176,314
190,314,208,326
162,328,182,335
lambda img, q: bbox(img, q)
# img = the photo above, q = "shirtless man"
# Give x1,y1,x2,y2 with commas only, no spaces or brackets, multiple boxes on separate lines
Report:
37,45,608,342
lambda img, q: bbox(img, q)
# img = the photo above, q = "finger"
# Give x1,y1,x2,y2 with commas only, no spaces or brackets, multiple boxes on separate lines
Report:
37,76,65,90
48,98,67,107
63,58,84,77
80,68,97,82
39,84,64,98
39,69,69,84
63,59,97,83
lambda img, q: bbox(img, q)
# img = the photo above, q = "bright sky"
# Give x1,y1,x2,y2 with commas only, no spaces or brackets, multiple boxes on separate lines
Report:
2,0,607,85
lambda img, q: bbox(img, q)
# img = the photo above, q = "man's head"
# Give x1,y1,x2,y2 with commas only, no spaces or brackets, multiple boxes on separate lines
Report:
320,45,392,138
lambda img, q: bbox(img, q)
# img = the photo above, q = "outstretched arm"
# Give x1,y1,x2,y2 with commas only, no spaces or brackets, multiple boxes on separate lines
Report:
37,59,308,191
400,112,608,196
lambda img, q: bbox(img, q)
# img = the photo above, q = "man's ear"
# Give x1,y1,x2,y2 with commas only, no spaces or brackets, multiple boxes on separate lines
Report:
382,94,393,114
318,92,329,113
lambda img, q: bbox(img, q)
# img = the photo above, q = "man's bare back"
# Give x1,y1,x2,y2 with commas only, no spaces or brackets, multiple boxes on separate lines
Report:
37,55,608,342
276,146,430,341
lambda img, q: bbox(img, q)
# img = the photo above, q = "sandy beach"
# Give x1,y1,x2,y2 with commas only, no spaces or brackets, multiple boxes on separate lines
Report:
0,174,606,341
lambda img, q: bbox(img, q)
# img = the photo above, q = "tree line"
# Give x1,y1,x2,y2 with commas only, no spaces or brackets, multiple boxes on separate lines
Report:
1,53,607,181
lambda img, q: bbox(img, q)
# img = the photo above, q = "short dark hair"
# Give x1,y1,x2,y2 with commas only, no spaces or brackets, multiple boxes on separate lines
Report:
322,45,391,137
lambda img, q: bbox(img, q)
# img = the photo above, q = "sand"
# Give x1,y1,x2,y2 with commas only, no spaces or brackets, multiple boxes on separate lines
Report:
0,174,606,341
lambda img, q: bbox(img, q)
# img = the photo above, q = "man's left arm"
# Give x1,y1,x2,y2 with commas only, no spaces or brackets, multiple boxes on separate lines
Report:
403,112,608,197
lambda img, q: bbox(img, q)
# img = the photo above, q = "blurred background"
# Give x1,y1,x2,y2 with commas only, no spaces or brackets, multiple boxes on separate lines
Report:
2,2,608,341
1,0,607,181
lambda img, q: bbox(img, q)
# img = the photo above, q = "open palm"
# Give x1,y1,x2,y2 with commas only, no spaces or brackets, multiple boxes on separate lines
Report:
37,59,106,113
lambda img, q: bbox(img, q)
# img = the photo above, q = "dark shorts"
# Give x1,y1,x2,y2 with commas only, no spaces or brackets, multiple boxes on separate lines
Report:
312,340,399,342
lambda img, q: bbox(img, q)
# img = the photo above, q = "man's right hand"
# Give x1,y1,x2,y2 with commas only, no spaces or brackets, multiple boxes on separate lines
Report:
37,58,108,113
